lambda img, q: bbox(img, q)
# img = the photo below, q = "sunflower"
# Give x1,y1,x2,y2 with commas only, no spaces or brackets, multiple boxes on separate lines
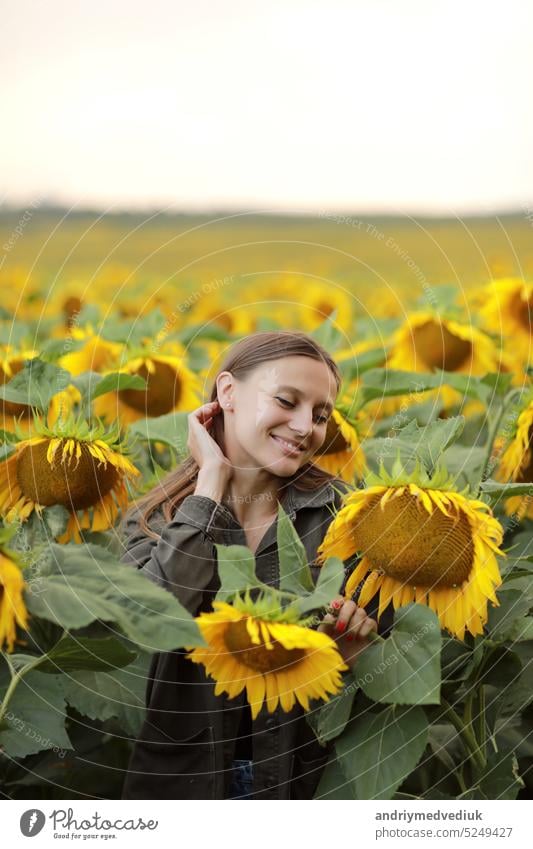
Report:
0,413,140,543
187,595,347,719
479,277,533,372
313,407,367,483
496,394,533,519
1,347,39,430
299,282,355,333
59,327,122,376
0,540,29,653
93,344,201,426
191,294,256,336
316,465,504,640
387,311,502,410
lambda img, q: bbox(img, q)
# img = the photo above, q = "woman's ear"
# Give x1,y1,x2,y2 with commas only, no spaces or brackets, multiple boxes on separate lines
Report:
216,371,234,410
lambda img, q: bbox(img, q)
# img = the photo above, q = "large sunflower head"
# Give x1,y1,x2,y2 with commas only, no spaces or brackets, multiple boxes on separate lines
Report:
313,406,367,483
316,464,504,640
187,594,347,719
389,311,500,375
93,344,201,425
0,530,29,653
0,413,140,543
386,311,502,412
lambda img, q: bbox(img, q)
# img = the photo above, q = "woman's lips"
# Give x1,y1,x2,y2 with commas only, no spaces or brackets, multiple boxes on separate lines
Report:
270,433,305,456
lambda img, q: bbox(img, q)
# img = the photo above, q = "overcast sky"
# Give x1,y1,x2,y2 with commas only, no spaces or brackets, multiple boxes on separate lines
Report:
2,0,532,213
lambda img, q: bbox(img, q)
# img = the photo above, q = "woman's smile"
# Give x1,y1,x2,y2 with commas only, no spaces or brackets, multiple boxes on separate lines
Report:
269,432,308,456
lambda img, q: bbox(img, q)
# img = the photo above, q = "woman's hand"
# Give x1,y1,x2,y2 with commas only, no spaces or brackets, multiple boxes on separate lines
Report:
318,597,378,669
188,401,233,502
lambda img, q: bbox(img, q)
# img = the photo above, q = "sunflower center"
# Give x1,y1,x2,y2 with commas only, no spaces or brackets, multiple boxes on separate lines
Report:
510,291,533,332
315,301,334,317
214,313,233,332
118,362,182,416
224,618,305,673
16,440,120,510
355,491,474,587
63,296,83,328
319,416,349,455
412,321,472,372
1,360,32,418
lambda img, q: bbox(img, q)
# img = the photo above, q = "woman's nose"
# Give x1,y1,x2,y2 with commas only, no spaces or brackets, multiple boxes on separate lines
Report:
288,408,314,435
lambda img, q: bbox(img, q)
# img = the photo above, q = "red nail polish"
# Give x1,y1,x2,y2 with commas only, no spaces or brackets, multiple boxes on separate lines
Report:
336,620,346,634
346,634,354,642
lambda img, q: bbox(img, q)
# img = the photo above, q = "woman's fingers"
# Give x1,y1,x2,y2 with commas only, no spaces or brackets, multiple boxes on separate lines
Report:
333,600,357,635
345,611,377,641
189,400,220,424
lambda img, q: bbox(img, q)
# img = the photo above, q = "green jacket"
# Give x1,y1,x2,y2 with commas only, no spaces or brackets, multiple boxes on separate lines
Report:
120,477,352,800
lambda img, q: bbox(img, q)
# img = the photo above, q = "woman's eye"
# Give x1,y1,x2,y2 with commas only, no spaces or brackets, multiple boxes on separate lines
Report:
314,414,329,425
275,396,294,408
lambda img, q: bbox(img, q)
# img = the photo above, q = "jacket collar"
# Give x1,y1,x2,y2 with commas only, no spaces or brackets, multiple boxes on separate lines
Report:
280,479,339,517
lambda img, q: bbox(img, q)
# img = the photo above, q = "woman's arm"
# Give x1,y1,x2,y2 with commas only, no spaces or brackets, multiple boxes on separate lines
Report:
120,493,236,615
120,399,235,615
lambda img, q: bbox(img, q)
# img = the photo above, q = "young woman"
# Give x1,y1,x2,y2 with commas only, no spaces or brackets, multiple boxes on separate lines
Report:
120,330,376,800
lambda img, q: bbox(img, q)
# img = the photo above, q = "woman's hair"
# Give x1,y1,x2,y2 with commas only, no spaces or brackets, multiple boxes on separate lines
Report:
125,330,342,540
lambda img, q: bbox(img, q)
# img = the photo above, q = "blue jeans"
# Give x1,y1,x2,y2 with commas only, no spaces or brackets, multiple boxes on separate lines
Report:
228,759,254,799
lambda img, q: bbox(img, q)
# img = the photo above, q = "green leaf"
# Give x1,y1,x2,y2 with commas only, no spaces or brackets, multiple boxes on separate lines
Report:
338,347,388,382
91,372,147,399
507,617,533,641
61,650,151,736
42,504,70,539
0,357,71,411
336,704,428,799
314,755,355,799
479,646,522,688
36,634,138,673
310,310,342,351
100,309,167,345
359,369,438,406
128,410,189,455
498,643,533,715
364,417,465,475
71,371,146,407
24,543,204,651
39,337,86,361
276,504,314,594
487,589,532,641
214,544,269,600
354,603,442,705
468,751,524,800
295,556,345,615
307,672,358,744
0,671,73,758
176,321,234,345
480,480,533,500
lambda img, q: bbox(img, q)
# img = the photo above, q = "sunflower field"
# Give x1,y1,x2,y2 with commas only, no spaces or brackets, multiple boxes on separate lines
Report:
1,208,533,800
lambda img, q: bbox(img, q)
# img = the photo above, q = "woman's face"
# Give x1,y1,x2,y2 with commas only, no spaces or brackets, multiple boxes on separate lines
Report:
217,355,337,477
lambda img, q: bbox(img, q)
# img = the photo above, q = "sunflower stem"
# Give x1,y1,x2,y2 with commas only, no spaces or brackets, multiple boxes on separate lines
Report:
366,630,386,643
455,766,468,795
479,388,525,491
0,655,46,727
477,684,486,761
441,697,486,773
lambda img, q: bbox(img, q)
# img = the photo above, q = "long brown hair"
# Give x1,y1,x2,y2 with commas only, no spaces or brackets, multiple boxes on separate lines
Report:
126,330,342,539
